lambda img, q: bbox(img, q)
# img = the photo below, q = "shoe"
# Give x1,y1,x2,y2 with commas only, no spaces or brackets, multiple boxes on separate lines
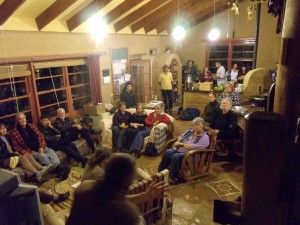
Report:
133,151,142,159
81,158,88,168
121,148,133,154
168,178,179,185
56,165,71,180
36,164,52,182
53,191,70,204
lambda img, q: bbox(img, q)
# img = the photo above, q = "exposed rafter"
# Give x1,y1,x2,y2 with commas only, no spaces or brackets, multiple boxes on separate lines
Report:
0,0,26,26
67,0,113,31
113,0,172,33
36,0,77,31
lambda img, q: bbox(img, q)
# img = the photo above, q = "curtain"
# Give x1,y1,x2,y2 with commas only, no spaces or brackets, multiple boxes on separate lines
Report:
87,55,102,103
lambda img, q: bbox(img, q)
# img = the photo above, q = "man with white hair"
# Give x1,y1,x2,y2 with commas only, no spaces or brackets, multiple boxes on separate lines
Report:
209,98,238,140
158,117,209,184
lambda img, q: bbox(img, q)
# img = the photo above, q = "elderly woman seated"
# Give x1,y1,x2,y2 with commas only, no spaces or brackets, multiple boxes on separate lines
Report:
129,104,170,158
158,117,209,185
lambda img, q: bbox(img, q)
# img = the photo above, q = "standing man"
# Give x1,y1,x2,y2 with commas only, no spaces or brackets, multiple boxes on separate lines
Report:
159,64,173,114
213,61,226,85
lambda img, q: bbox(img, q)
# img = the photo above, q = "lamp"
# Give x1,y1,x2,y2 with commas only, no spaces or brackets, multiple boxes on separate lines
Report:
88,14,108,40
208,0,220,41
172,0,185,41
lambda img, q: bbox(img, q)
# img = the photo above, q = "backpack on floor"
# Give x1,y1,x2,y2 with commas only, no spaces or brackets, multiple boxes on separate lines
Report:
179,108,200,121
144,142,158,157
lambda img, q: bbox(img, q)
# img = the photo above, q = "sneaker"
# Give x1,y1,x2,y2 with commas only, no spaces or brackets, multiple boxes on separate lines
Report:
53,191,70,204
36,164,51,182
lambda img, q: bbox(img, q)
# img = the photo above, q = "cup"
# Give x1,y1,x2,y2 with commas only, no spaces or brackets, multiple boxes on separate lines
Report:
121,123,125,126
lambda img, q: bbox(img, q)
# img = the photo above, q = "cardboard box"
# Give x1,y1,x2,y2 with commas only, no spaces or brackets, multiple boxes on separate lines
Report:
83,104,106,115
199,82,213,91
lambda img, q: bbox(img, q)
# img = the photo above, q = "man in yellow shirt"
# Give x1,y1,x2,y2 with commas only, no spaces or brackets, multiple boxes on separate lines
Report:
158,64,173,114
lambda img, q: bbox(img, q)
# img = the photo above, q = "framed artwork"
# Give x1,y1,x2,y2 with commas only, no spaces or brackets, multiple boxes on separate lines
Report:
111,48,129,97
165,47,172,53
149,48,157,56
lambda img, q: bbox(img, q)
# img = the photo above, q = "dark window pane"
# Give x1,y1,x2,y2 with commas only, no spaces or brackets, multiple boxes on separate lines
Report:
67,65,88,74
41,103,69,117
0,98,30,117
0,82,27,99
38,90,67,107
73,97,91,110
0,77,25,84
69,73,90,85
38,67,62,77
36,77,65,92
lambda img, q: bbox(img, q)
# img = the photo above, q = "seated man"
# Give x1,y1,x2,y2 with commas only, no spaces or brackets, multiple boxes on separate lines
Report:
38,115,88,167
209,98,238,140
130,104,170,158
53,108,96,152
158,117,209,184
218,82,241,107
10,113,69,180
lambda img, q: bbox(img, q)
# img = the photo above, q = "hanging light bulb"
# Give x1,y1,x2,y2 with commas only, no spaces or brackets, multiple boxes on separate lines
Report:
88,14,107,40
173,25,185,41
208,0,220,41
172,0,185,41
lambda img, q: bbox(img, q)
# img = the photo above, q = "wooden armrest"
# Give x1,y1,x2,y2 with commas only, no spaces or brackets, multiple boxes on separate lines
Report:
160,138,178,155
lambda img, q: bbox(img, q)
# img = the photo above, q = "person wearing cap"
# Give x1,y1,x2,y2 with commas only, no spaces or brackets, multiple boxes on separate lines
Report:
158,64,173,114
120,81,136,109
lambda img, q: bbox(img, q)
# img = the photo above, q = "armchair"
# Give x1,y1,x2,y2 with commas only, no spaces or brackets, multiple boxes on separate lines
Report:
161,132,217,182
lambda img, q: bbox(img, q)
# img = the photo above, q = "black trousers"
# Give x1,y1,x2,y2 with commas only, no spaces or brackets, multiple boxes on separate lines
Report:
162,90,173,110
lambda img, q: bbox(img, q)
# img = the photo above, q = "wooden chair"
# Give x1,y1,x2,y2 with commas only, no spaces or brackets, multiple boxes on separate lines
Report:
160,132,217,182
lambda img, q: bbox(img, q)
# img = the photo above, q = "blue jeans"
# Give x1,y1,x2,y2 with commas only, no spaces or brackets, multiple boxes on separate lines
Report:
158,149,185,180
130,130,151,152
111,126,127,148
31,147,60,166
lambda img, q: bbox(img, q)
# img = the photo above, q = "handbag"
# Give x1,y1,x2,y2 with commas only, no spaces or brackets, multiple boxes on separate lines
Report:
144,142,158,157
9,156,20,169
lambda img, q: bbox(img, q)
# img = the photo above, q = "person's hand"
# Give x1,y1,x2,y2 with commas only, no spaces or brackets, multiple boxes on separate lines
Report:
124,125,129,129
213,129,220,134
47,122,53,128
39,148,44,153
174,141,182,148
24,152,31,158
56,134,61,138
144,180,169,202
153,121,159,126
133,125,138,128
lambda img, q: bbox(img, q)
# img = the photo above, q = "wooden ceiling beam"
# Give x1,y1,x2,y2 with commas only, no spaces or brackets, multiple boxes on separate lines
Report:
36,0,77,31
113,0,171,33
130,0,190,33
144,0,201,33
104,0,143,25
67,0,112,31
0,0,26,26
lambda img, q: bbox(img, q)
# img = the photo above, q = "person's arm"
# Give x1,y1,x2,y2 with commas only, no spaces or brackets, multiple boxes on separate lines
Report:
126,180,168,204
10,130,31,155
158,114,171,125
145,113,154,127
112,113,120,127
31,125,46,150
218,112,238,139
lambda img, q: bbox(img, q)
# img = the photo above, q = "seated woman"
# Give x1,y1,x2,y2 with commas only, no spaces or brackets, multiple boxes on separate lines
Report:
202,92,221,124
82,147,111,181
158,117,209,184
199,67,212,82
218,82,242,106
123,103,147,150
53,108,96,152
209,98,238,140
111,102,132,152
0,122,50,182
129,104,170,158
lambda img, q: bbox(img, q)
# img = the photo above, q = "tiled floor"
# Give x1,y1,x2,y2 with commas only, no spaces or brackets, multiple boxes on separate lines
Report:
137,155,243,225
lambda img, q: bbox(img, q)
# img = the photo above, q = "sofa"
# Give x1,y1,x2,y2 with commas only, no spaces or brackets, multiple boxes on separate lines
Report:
99,108,174,153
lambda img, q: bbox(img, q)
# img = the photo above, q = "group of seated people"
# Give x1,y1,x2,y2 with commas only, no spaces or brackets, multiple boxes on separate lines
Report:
112,101,171,157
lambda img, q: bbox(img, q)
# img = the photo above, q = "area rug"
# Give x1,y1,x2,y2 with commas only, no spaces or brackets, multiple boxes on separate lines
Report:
143,164,159,176
211,162,243,174
208,179,241,197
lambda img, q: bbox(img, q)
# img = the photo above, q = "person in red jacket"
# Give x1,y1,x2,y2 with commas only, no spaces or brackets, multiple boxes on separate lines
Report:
129,104,170,158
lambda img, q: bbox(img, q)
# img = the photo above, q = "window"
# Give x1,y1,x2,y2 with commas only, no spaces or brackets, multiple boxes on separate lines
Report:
0,64,33,129
33,61,92,118
207,39,255,73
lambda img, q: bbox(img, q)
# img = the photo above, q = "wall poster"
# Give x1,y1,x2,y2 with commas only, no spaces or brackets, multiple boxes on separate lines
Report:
111,48,129,97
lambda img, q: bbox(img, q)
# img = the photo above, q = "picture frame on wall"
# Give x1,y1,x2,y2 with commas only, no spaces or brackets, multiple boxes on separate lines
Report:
165,47,172,53
149,48,157,56
102,69,110,84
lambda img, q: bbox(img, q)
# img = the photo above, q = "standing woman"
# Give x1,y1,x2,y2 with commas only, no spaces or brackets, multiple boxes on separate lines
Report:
229,63,239,83
111,102,132,152
159,64,173,114
123,103,147,150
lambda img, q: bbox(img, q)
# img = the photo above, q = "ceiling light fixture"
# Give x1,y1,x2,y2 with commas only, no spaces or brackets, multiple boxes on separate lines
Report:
88,14,107,40
172,0,185,41
208,0,220,41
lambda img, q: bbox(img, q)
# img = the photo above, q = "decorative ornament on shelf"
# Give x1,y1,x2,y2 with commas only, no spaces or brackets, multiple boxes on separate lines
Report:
231,1,239,15
247,4,257,20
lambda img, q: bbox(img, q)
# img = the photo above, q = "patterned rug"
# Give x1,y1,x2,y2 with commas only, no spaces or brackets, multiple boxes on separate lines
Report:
38,166,83,212
143,164,159,176
208,179,241,197
211,162,243,174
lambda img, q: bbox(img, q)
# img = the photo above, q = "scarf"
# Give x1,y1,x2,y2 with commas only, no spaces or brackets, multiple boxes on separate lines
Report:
17,124,40,151
181,128,202,144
